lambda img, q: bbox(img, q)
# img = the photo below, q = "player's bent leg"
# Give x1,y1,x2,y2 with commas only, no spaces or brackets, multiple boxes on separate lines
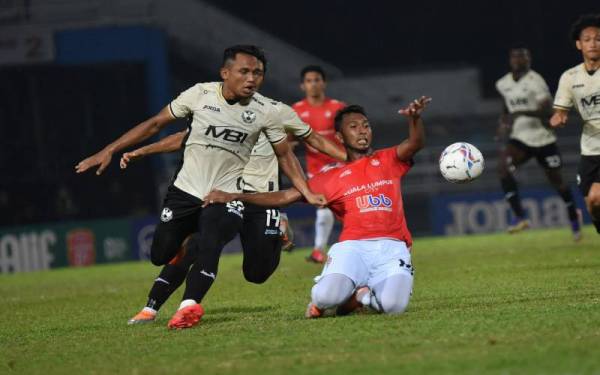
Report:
370,273,413,314
311,273,355,310
240,205,282,284
543,167,581,240
129,235,200,325
498,143,530,232
173,202,243,329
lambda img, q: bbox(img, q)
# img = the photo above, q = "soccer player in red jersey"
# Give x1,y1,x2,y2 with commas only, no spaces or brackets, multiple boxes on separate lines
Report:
292,66,346,263
204,96,431,317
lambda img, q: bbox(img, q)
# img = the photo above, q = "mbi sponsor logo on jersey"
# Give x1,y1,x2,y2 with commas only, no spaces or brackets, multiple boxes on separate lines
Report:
580,92,600,117
205,125,249,143
355,194,393,213
343,179,393,196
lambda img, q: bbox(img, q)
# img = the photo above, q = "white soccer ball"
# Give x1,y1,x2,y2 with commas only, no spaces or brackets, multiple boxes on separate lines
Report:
439,142,485,183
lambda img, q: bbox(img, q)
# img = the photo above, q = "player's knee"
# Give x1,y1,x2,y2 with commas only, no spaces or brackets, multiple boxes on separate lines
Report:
588,190,600,207
380,295,410,315
243,268,272,284
311,284,344,309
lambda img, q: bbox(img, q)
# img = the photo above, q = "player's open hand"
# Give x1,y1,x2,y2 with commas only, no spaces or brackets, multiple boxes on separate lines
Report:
549,111,568,128
120,150,143,169
305,192,327,208
75,150,113,175
398,96,432,118
202,189,235,207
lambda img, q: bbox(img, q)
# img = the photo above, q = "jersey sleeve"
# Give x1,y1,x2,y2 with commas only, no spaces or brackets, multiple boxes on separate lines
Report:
263,103,289,145
169,84,201,118
279,103,313,138
379,147,413,177
553,72,573,110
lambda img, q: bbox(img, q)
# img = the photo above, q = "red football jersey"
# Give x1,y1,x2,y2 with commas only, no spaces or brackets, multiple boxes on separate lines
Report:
292,98,346,176
308,147,413,246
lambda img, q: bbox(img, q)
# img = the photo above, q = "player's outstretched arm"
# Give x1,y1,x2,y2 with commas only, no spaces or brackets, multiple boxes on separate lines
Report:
303,132,347,161
549,109,569,128
120,130,187,169
396,96,431,162
202,188,302,208
272,139,327,207
75,106,176,175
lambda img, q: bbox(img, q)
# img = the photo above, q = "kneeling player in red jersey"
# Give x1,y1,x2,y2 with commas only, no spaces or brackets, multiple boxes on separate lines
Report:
204,96,431,317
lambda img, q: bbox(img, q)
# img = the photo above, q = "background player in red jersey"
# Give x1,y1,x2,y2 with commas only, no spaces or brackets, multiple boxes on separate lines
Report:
204,96,431,317
292,66,346,263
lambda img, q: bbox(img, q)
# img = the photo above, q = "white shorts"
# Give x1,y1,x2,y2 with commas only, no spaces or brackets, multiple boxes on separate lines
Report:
316,239,413,288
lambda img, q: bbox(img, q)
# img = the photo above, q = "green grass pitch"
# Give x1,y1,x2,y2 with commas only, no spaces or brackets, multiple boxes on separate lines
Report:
1,226,599,374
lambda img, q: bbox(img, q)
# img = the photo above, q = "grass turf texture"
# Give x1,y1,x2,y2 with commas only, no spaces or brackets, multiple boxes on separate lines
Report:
1,226,599,375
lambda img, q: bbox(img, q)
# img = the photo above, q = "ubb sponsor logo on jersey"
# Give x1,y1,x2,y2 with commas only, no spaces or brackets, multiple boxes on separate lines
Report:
355,193,393,213
66,229,96,267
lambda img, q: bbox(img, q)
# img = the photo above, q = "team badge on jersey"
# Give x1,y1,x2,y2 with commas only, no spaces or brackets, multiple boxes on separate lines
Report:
161,207,173,222
241,110,256,124
371,159,381,166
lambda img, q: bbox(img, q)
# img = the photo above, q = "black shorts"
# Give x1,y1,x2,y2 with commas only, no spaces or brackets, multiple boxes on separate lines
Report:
508,139,563,169
150,185,244,266
239,202,283,283
577,155,600,196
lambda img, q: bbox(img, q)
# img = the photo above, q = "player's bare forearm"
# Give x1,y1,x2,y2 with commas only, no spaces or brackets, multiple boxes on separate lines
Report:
396,96,430,161
76,106,175,175
273,140,326,206
138,130,186,156
304,132,347,161
396,116,425,161
203,189,302,207
106,106,174,154
120,130,187,169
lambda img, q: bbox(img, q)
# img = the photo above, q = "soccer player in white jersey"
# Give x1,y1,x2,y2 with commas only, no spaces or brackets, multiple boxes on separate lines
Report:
120,111,345,325
495,46,582,239
551,14,600,235
76,45,326,329
203,96,431,318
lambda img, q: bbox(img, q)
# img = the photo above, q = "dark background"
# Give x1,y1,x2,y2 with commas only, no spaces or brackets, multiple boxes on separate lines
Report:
207,0,597,94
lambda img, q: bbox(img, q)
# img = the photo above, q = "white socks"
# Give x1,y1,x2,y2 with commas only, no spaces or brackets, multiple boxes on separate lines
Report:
314,208,334,250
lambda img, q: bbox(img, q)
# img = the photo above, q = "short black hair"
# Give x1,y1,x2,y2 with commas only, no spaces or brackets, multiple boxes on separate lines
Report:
334,105,367,132
570,14,600,41
300,65,326,81
509,42,530,52
222,45,267,72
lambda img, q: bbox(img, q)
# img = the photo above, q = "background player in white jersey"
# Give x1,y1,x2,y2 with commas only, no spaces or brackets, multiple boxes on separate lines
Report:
76,45,325,329
120,111,346,325
496,46,581,240
292,66,346,263
551,14,600,235
203,96,431,318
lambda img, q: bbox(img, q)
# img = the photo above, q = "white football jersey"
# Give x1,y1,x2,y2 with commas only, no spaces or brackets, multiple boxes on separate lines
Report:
168,82,287,199
243,104,312,192
496,70,556,147
554,63,600,156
